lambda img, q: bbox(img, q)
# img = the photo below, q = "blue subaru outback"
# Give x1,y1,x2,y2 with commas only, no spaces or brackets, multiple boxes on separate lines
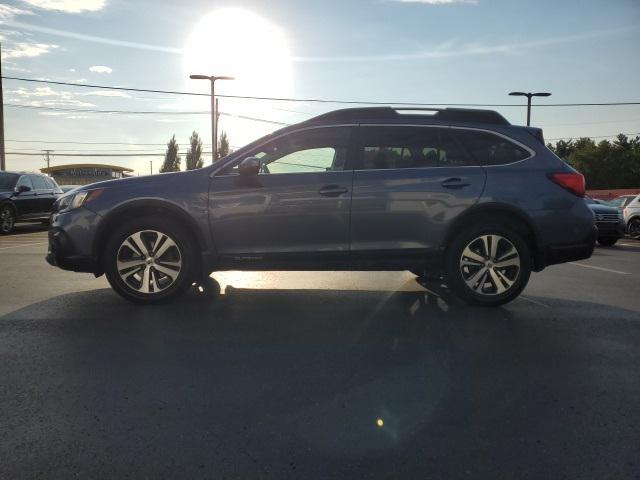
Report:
47,107,596,306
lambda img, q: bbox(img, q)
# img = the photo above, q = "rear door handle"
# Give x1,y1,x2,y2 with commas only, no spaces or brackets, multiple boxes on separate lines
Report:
318,185,348,197
441,177,470,189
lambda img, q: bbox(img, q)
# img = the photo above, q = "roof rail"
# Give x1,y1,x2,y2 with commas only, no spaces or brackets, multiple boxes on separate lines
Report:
303,106,510,126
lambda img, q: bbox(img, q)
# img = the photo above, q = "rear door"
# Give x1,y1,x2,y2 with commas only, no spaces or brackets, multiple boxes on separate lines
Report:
30,175,55,215
349,125,486,252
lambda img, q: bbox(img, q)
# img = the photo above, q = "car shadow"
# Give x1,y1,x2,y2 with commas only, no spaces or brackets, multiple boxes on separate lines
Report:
1,280,639,478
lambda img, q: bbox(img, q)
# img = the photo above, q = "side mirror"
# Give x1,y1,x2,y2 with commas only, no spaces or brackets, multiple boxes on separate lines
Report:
15,185,31,194
238,157,261,177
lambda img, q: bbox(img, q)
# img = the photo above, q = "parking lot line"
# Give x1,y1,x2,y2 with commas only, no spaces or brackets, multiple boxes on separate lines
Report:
519,296,550,308
569,262,631,275
0,242,46,251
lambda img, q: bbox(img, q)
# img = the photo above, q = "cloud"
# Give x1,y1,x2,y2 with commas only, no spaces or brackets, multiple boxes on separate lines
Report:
89,65,113,73
6,86,97,108
1,42,58,60
4,20,183,54
390,0,477,3
0,4,33,19
293,25,639,62
19,0,107,13
83,90,130,98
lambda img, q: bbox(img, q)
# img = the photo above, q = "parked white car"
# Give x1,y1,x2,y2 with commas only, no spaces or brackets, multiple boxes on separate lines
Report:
610,194,640,237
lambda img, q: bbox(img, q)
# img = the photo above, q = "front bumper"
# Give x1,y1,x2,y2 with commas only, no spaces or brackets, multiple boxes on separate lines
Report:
46,207,101,274
46,228,97,273
595,221,625,238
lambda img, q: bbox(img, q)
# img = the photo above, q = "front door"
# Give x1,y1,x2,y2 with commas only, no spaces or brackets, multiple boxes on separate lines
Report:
209,126,354,257
12,175,39,218
350,125,486,252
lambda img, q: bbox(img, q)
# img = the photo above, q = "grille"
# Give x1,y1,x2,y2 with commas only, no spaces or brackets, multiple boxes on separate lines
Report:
595,213,621,223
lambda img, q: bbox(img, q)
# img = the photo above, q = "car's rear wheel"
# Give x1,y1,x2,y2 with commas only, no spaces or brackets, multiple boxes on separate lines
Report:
444,224,532,307
628,218,640,238
0,205,16,234
597,237,618,247
103,216,197,304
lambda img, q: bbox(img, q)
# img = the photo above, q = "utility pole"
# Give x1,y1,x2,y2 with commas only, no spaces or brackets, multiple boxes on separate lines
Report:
43,150,53,170
215,98,220,161
149,159,153,175
189,75,234,164
0,43,6,171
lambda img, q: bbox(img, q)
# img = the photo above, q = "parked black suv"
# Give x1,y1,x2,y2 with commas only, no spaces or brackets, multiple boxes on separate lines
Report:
585,196,625,246
47,107,596,306
0,171,63,233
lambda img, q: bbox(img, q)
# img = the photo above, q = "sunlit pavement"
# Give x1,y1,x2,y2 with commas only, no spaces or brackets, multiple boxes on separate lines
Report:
1,224,639,478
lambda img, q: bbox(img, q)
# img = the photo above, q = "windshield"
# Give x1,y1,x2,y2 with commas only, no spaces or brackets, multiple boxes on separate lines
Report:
609,196,633,207
0,173,18,190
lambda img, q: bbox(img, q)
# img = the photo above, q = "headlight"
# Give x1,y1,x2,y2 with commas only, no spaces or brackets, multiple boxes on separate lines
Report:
57,189,104,213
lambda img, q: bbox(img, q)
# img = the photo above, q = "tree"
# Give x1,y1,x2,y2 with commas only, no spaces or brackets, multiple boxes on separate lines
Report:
160,135,181,173
217,131,230,160
547,134,640,189
185,131,203,170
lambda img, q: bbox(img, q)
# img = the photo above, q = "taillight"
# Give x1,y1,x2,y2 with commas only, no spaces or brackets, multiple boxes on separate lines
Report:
547,172,585,197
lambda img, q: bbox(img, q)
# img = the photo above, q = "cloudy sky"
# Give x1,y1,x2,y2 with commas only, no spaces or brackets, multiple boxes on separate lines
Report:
1,0,639,174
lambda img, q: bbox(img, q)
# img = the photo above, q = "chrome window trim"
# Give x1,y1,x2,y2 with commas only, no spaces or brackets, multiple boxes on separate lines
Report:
210,124,357,177
354,123,536,171
210,122,537,177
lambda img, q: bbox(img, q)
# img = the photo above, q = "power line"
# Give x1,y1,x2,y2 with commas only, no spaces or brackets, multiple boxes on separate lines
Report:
6,151,214,157
4,75,640,107
4,103,290,126
5,139,208,146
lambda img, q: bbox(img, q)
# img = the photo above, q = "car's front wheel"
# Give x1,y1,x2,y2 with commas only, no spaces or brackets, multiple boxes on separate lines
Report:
0,205,16,234
628,218,640,238
444,224,532,307
103,216,197,304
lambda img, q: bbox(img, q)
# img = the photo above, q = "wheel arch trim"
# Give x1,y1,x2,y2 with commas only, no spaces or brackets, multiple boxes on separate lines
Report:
92,198,211,264
443,202,544,267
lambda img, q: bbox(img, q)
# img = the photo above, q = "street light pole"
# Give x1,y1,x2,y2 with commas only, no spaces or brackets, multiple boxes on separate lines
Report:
0,43,6,171
508,91,551,126
189,74,234,163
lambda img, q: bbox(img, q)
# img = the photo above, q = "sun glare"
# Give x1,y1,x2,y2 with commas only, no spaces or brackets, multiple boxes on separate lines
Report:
184,8,293,98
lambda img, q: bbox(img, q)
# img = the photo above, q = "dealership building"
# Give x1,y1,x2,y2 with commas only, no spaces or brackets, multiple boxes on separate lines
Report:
40,164,134,186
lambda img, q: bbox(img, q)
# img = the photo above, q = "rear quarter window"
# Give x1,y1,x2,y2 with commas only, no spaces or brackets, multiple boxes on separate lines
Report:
452,129,532,166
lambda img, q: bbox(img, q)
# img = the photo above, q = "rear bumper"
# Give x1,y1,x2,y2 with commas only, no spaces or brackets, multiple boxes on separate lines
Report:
540,225,597,268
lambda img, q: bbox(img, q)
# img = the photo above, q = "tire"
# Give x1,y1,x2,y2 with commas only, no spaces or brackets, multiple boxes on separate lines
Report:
628,218,640,238
444,223,532,307
0,205,16,234
597,237,618,247
103,216,198,304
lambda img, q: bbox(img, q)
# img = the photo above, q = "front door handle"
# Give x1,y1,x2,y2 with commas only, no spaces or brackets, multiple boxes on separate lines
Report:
441,177,471,189
318,185,348,197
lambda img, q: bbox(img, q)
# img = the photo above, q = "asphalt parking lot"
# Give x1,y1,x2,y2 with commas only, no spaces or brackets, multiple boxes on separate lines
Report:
1,224,639,479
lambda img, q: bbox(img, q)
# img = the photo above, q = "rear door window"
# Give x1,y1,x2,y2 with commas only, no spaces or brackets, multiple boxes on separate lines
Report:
357,126,475,170
452,129,531,165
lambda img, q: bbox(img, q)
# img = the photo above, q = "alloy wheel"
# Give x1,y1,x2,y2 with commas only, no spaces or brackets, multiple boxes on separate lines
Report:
0,207,15,233
629,219,640,238
459,234,521,296
116,230,182,294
